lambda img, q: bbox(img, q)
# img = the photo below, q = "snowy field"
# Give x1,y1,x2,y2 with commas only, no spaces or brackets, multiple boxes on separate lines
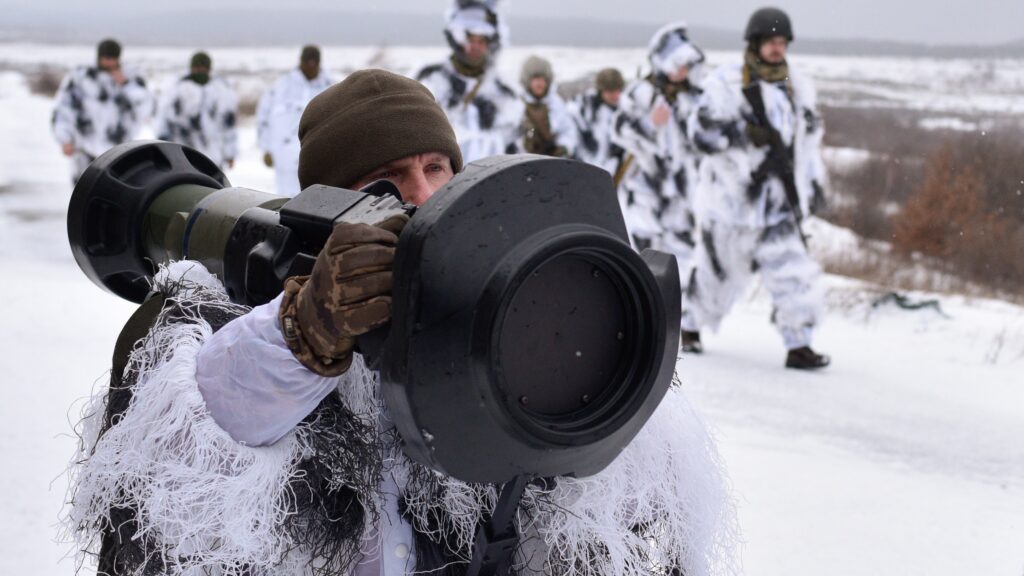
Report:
3,42,1024,122
1,46,1023,576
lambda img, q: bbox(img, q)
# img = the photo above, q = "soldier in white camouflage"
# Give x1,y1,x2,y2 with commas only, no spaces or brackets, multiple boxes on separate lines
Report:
611,22,706,309
569,68,626,176
69,70,738,576
681,7,830,369
415,0,522,163
154,51,239,170
518,55,578,158
256,45,334,197
51,39,152,183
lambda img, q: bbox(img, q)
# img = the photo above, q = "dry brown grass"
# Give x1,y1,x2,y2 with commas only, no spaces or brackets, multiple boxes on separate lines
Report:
891,145,1024,296
819,107,1024,301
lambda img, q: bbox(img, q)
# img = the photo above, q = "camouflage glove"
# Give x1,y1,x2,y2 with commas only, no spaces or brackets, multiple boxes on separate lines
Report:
550,145,570,158
741,108,771,148
278,214,409,376
745,122,771,148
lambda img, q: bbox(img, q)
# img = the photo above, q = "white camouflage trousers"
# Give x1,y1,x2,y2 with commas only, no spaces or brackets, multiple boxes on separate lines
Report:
681,218,823,349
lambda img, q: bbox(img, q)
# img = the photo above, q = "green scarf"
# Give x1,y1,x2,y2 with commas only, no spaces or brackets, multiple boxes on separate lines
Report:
743,47,790,85
742,48,793,147
450,54,486,79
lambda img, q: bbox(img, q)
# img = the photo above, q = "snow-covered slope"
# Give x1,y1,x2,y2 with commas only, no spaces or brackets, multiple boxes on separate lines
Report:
0,62,1021,576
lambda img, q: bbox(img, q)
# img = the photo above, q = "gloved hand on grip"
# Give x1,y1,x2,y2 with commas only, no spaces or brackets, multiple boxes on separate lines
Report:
278,214,409,376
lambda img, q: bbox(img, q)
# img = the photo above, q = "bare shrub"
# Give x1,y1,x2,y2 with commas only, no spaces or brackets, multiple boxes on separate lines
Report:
893,146,982,257
819,106,1024,300
948,131,1024,226
27,66,64,97
237,97,258,118
891,145,1024,297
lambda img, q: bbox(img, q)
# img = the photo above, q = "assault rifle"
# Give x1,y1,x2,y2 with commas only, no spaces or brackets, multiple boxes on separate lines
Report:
742,82,808,246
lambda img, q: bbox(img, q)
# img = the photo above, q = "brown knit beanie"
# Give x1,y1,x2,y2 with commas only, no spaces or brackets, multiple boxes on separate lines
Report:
298,69,463,190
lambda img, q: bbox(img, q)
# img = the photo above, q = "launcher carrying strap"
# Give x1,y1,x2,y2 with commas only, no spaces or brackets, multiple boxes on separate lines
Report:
466,475,531,576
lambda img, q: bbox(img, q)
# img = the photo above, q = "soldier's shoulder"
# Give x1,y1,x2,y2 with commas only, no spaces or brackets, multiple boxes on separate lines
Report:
277,69,303,86
119,66,147,86
707,63,742,85
67,65,95,82
698,64,743,102
625,79,653,98
788,66,817,105
316,74,334,88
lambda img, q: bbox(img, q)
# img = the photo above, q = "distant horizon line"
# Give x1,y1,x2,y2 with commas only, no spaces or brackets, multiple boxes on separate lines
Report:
3,10,1022,57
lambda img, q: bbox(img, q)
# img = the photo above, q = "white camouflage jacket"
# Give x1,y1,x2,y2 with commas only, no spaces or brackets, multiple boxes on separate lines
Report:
51,65,153,159
256,69,334,166
569,88,623,176
610,77,703,242
688,63,827,229
416,59,523,163
155,74,239,168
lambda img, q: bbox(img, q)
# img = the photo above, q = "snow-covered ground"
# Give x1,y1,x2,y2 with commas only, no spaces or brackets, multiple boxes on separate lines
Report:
0,54,1022,576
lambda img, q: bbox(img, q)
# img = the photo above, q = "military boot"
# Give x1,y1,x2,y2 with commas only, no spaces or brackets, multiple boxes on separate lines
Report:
785,346,830,370
680,330,703,354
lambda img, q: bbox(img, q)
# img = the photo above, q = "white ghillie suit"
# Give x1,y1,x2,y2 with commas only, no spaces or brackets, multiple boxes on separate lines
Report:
256,69,334,197
569,88,624,176
416,0,523,163
682,59,828,349
51,65,152,182
610,22,705,269
155,74,239,169
63,262,739,576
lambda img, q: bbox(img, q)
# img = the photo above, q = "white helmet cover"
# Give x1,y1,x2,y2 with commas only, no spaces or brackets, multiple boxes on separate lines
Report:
648,21,705,77
444,0,510,56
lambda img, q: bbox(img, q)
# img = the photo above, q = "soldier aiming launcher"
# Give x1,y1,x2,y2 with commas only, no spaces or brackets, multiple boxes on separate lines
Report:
68,138,680,488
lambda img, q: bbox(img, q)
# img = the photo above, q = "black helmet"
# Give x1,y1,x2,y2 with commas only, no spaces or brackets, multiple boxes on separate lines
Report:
744,7,793,42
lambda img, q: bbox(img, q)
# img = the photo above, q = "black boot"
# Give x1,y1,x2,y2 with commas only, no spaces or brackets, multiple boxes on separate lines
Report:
785,346,830,370
681,330,703,354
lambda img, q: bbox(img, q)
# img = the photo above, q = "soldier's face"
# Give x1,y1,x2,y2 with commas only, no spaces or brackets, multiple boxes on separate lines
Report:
98,56,120,72
350,153,455,207
758,37,788,64
463,34,490,65
667,65,690,83
600,89,622,107
528,76,549,98
300,59,321,80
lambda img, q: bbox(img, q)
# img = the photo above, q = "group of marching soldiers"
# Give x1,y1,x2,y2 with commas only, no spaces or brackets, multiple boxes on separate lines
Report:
51,2,830,369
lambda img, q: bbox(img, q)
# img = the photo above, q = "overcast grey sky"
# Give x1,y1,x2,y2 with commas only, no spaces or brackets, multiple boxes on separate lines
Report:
4,0,1023,45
